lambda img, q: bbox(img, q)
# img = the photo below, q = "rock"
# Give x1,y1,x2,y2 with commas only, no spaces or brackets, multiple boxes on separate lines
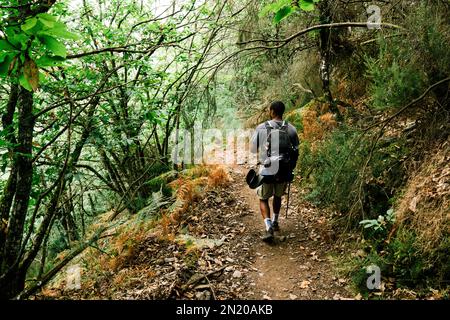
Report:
262,294,272,300
225,266,234,272
195,290,211,300
300,280,311,289
289,294,298,300
232,270,242,278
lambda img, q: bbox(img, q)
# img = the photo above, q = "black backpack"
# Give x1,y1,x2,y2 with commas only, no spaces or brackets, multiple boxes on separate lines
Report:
262,120,295,182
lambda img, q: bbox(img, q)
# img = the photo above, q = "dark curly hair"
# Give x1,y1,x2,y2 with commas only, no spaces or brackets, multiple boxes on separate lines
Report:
269,101,285,117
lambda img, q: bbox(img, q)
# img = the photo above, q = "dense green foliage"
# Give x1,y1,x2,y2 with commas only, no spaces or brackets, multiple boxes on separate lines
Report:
366,4,450,110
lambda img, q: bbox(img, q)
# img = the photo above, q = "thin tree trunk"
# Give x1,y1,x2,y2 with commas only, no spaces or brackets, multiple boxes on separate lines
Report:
318,0,341,118
0,87,35,299
0,84,19,266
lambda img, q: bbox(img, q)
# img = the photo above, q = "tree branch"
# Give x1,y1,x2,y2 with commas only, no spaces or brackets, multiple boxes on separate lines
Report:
237,22,405,49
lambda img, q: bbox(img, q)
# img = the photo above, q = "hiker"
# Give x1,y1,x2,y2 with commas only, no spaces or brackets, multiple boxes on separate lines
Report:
250,101,299,242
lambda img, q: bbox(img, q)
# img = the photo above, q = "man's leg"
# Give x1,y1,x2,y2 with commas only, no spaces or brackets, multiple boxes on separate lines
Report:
259,199,271,220
260,199,274,241
273,195,282,215
257,184,274,242
272,183,287,231
272,196,281,231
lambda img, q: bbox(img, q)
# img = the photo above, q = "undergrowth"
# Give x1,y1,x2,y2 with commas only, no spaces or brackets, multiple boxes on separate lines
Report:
41,165,231,298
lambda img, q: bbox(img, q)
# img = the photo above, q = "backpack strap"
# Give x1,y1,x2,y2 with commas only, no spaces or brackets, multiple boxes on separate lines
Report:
264,121,273,135
265,121,274,129
264,121,273,157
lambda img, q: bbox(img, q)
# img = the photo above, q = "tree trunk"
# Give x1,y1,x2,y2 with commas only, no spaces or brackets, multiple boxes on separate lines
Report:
0,87,34,299
0,84,19,265
318,0,341,118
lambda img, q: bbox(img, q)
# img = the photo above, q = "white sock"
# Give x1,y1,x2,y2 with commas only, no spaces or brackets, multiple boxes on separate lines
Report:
272,214,279,223
264,218,273,231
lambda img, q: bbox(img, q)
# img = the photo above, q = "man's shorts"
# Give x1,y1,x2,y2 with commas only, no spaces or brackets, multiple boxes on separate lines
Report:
257,182,287,200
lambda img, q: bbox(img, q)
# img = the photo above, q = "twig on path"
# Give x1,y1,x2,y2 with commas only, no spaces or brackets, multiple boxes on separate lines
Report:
181,265,227,292
205,276,217,300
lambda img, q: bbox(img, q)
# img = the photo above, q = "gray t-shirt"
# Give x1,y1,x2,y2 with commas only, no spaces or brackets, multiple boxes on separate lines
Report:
250,120,299,162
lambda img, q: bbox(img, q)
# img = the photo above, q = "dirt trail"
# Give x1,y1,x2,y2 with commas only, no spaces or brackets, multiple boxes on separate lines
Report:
228,164,353,300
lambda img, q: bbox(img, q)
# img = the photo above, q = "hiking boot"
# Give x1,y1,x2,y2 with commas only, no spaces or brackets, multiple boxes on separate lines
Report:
272,221,280,232
262,227,274,242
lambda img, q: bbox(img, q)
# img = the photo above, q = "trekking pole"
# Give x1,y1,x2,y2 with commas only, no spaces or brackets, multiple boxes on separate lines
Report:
285,181,291,219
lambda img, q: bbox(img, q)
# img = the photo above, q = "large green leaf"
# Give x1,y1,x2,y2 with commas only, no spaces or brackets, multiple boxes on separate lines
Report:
40,35,67,58
259,0,291,18
38,18,55,28
0,53,14,77
21,17,38,31
9,33,29,50
273,5,293,24
37,13,57,22
0,52,8,63
36,54,65,67
19,72,33,91
0,39,15,51
39,22,80,40
300,0,316,11
37,13,57,28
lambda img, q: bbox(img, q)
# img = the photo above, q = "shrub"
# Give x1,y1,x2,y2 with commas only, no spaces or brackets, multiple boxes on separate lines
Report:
365,4,450,110
298,126,366,214
298,124,409,225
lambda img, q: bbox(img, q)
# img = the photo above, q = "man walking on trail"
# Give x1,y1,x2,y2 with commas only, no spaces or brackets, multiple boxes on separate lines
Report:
250,101,299,242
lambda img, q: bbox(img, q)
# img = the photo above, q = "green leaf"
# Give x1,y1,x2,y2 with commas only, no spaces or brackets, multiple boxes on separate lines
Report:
300,0,315,11
37,13,57,22
0,53,14,77
40,35,67,58
36,54,65,67
38,71,46,83
10,33,29,50
0,52,8,63
273,5,293,24
19,73,33,91
38,17,55,28
259,0,291,18
0,39,16,51
39,22,80,40
21,17,38,31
